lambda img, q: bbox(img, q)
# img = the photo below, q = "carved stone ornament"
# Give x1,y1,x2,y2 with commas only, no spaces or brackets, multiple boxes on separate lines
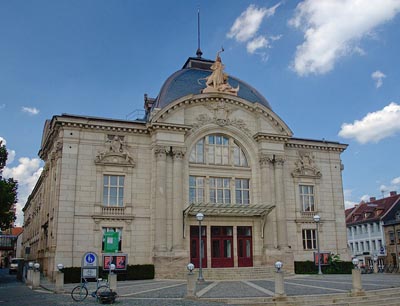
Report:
95,135,135,167
192,113,252,137
199,50,239,96
291,151,321,178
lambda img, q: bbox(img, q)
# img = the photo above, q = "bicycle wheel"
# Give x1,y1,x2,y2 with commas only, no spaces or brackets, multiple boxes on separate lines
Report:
96,285,113,303
71,285,88,302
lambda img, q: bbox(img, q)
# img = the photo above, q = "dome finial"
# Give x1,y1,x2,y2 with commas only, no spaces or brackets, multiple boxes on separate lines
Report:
196,8,203,58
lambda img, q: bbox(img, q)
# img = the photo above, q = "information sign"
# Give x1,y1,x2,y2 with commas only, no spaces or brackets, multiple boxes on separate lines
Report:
103,232,119,253
81,251,98,279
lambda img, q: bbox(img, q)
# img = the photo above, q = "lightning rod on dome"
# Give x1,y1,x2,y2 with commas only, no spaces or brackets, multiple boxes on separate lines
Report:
196,8,203,58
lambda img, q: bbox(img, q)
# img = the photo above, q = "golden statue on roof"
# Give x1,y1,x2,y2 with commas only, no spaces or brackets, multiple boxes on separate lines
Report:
201,49,239,96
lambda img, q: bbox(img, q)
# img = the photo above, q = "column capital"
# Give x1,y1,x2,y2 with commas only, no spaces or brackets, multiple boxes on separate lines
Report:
259,153,274,166
172,146,186,160
154,145,168,159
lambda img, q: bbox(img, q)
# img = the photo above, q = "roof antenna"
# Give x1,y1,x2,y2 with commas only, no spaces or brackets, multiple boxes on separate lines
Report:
196,8,203,58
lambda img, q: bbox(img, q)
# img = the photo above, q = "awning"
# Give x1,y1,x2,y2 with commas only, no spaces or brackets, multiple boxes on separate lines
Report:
183,203,275,238
183,203,275,218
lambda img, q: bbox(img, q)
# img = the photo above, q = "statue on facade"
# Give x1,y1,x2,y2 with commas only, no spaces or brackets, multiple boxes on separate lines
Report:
95,135,135,165
200,49,239,95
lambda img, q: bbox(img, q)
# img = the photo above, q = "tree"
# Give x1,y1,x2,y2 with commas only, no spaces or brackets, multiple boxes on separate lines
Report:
0,141,17,230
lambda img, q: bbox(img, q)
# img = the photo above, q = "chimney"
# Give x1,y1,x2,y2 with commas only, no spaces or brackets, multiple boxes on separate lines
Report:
390,191,397,196
370,197,376,202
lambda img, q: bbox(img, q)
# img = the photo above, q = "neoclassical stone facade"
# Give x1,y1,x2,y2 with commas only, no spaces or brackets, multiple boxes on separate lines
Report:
22,55,349,279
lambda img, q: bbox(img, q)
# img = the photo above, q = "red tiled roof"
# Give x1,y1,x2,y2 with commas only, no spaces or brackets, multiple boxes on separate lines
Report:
11,227,23,236
346,194,400,225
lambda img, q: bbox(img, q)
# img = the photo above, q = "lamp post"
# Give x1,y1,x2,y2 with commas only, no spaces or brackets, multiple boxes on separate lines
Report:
313,214,322,275
196,212,204,282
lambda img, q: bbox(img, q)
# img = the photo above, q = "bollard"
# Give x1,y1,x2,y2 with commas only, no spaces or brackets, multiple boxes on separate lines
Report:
108,273,117,291
26,269,32,286
55,271,64,293
373,261,378,273
273,261,286,301
186,272,197,299
32,270,40,289
351,268,364,296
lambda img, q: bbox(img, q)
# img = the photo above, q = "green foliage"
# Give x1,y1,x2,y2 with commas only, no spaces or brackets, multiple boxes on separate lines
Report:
295,259,353,274
63,264,155,284
0,142,17,230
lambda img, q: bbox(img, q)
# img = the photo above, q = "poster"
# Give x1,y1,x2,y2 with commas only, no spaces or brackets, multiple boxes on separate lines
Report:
102,254,127,270
314,252,330,266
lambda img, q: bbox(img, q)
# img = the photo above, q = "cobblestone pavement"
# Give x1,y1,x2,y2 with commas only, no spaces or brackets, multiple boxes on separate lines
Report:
2,267,400,305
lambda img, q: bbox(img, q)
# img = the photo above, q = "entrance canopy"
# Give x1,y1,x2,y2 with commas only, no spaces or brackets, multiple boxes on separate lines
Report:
183,203,275,238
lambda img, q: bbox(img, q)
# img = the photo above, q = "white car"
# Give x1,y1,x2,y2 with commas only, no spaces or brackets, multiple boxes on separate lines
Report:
9,258,23,274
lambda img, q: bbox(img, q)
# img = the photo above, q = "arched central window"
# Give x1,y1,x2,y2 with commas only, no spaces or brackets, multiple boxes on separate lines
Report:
189,134,250,205
189,134,248,167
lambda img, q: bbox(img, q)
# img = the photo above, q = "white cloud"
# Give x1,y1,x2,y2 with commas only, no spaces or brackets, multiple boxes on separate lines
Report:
371,70,386,88
247,36,269,54
289,0,400,76
338,102,400,143
345,200,358,209
2,153,43,226
392,177,400,185
227,3,280,42
22,106,40,115
360,194,370,202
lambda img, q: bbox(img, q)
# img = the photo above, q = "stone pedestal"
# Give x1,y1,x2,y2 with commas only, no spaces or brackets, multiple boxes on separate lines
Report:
32,270,40,289
55,271,64,293
351,269,364,296
186,273,197,299
108,273,117,291
274,272,286,298
26,269,32,285
373,261,378,273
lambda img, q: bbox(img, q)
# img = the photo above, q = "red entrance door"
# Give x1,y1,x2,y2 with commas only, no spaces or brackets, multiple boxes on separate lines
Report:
211,226,234,268
190,226,207,268
237,226,253,267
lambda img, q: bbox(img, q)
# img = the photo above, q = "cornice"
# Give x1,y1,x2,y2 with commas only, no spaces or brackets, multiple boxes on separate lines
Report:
254,133,290,143
286,141,347,152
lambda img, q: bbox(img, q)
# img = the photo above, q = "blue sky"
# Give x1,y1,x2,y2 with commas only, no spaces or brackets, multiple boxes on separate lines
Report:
1,0,399,226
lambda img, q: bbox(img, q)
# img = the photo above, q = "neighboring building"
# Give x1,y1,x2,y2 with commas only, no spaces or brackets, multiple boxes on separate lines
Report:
346,192,400,268
382,191,400,267
0,227,23,266
22,53,349,279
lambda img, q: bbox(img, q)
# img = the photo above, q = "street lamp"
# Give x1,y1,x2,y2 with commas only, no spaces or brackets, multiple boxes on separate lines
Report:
196,212,204,282
313,214,322,275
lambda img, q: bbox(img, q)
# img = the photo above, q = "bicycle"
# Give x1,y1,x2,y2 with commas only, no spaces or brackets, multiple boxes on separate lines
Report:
71,278,112,302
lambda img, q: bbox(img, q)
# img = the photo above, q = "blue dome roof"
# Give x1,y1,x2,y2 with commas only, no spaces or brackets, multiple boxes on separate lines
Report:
154,58,271,110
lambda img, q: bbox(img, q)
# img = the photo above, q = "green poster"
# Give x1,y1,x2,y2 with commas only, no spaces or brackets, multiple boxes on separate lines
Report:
103,231,119,253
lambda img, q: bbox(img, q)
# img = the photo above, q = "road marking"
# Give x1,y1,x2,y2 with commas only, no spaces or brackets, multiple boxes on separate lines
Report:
284,281,347,292
196,281,219,297
120,282,185,297
242,280,274,296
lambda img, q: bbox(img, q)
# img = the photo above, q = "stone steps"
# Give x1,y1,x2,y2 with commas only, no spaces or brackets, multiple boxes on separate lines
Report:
201,266,277,280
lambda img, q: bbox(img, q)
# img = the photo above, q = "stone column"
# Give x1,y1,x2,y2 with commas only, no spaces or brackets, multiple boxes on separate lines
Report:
186,272,197,299
172,147,185,250
55,271,64,293
32,270,40,289
154,146,168,252
274,155,288,249
260,154,273,248
351,269,364,296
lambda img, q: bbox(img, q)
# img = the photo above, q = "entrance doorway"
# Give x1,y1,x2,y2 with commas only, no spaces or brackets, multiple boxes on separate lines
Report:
237,226,253,267
211,226,234,268
190,226,207,268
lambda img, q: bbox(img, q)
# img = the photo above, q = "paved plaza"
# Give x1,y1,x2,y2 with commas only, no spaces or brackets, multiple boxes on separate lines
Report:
34,273,400,305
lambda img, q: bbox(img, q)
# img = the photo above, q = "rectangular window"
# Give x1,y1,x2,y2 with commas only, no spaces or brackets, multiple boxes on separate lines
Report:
366,241,370,251
209,177,230,203
389,232,395,244
102,227,122,252
299,185,315,212
355,242,359,252
370,223,374,233
189,139,204,163
189,176,205,203
397,230,400,243
350,243,354,253
302,229,316,250
103,175,124,206
360,241,364,252
235,179,250,204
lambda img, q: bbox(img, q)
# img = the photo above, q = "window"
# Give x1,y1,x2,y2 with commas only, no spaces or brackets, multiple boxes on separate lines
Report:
189,176,205,204
209,178,231,204
389,232,395,244
103,175,124,206
355,242,359,252
302,229,316,250
350,243,354,253
189,134,248,167
235,179,250,204
372,240,376,251
299,185,315,212
102,227,122,252
396,210,400,221
360,241,364,252
397,230,400,243
366,241,370,251
371,223,374,233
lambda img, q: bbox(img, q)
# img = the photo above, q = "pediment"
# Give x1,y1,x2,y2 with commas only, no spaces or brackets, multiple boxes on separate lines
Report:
95,152,135,167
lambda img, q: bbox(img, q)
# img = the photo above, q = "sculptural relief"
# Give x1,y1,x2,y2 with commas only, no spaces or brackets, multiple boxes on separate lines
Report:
95,135,135,166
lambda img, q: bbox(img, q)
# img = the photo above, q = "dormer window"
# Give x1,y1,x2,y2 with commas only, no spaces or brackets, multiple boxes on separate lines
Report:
395,210,400,221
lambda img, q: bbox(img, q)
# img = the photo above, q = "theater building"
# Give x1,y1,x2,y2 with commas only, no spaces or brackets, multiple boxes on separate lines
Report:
22,53,349,279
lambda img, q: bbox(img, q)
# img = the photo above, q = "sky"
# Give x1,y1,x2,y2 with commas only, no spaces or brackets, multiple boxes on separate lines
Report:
0,0,399,226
